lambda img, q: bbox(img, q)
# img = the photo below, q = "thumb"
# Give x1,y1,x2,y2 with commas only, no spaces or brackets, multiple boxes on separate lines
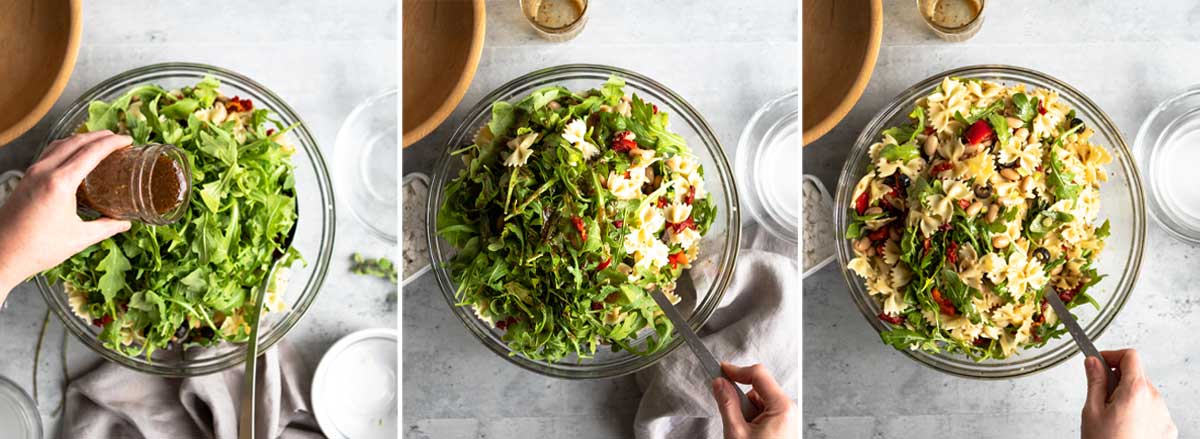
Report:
1083,356,1108,413
712,378,748,438
81,218,132,244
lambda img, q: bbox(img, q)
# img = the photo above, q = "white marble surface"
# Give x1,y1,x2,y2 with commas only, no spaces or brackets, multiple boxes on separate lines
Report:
803,1,1200,437
0,2,397,437
401,1,797,437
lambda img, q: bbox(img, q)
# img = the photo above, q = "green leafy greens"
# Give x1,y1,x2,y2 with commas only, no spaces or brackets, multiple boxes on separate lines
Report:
436,76,712,362
46,78,301,359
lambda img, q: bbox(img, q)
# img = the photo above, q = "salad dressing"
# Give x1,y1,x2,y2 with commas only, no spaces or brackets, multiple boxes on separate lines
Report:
77,144,189,224
925,0,981,29
529,0,585,28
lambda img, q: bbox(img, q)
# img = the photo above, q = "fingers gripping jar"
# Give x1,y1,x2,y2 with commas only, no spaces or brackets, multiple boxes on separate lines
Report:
76,144,192,225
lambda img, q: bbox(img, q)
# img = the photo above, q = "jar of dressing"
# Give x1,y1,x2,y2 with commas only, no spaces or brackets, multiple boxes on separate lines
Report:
918,0,985,42
76,144,192,225
520,0,588,42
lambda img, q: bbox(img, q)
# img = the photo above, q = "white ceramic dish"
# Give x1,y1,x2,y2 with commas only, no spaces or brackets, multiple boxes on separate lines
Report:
311,328,398,439
802,174,835,279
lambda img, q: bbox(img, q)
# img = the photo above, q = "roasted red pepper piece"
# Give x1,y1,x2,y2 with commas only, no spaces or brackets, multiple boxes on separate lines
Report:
963,119,995,145
668,251,688,269
226,96,254,113
957,199,971,210
684,186,696,205
854,191,869,215
931,288,957,316
571,216,587,242
611,130,637,153
868,227,889,242
946,241,959,265
596,257,612,272
878,312,904,325
92,315,114,327
929,162,954,175
667,217,696,234
656,197,668,208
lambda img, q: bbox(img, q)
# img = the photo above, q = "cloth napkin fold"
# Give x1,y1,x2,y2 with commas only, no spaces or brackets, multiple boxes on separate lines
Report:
633,225,799,439
64,341,322,439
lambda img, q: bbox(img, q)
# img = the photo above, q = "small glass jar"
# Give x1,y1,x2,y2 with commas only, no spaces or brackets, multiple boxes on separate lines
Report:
77,143,192,225
519,0,589,42
918,0,985,42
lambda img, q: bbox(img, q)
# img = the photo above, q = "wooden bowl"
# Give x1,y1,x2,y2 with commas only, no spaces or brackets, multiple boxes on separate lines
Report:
402,0,486,148
0,0,82,146
802,0,882,146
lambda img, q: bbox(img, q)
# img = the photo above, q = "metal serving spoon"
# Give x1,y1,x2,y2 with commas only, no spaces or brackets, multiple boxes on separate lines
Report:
238,211,298,439
648,274,761,421
1043,288,1119,398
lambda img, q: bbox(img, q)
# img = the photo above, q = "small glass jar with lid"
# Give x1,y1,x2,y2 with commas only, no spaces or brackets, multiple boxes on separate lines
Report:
76,143,192,225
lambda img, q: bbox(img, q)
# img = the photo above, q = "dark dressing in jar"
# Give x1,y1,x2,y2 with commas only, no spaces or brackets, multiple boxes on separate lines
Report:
77,144,191,225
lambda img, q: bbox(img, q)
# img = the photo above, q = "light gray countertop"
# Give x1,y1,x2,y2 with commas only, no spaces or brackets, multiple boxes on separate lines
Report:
0,2,397,437
804,1,1200,437
401,1,797,437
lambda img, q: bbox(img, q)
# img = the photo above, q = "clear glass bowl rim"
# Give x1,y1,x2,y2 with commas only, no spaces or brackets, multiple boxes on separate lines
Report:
736,90,800,245
1133,84,1200,244
834,64,1146,379
426,63,741,379
35,62,336,377
335,88,398,243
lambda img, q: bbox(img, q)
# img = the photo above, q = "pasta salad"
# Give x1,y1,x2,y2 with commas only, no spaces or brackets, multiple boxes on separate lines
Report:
437,76,716,363
845,76,1112,360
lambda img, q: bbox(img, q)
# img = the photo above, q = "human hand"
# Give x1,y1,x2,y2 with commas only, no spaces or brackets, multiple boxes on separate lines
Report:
1081,349,1177,439
711,363,797,439
0,131,133,299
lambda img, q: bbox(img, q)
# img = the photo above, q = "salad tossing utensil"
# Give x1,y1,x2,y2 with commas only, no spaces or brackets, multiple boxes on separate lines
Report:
238,204,299,439
649,274,759,421
1044,289,1118,397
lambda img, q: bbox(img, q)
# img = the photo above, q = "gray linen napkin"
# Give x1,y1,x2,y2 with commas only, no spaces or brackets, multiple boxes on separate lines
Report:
633,225,800,439
64,341,323,439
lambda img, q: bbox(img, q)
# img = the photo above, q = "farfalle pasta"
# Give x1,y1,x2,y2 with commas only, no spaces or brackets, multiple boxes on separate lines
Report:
845,76,1112,360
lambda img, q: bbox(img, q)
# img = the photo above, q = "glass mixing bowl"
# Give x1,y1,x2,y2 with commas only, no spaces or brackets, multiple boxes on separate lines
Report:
427,64,740,379
37,63,336,377
834,65,1145,379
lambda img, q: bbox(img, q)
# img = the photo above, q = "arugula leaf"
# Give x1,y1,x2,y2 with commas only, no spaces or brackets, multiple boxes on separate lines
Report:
987,113,1010,146
879,143,920,162
487,101,516,141
351,253,398,284
96,240,131,303
1012,93,1039,124
954,100,1005,126
1096,219,1111,239
881,327,942,352
1046,148,1082,200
